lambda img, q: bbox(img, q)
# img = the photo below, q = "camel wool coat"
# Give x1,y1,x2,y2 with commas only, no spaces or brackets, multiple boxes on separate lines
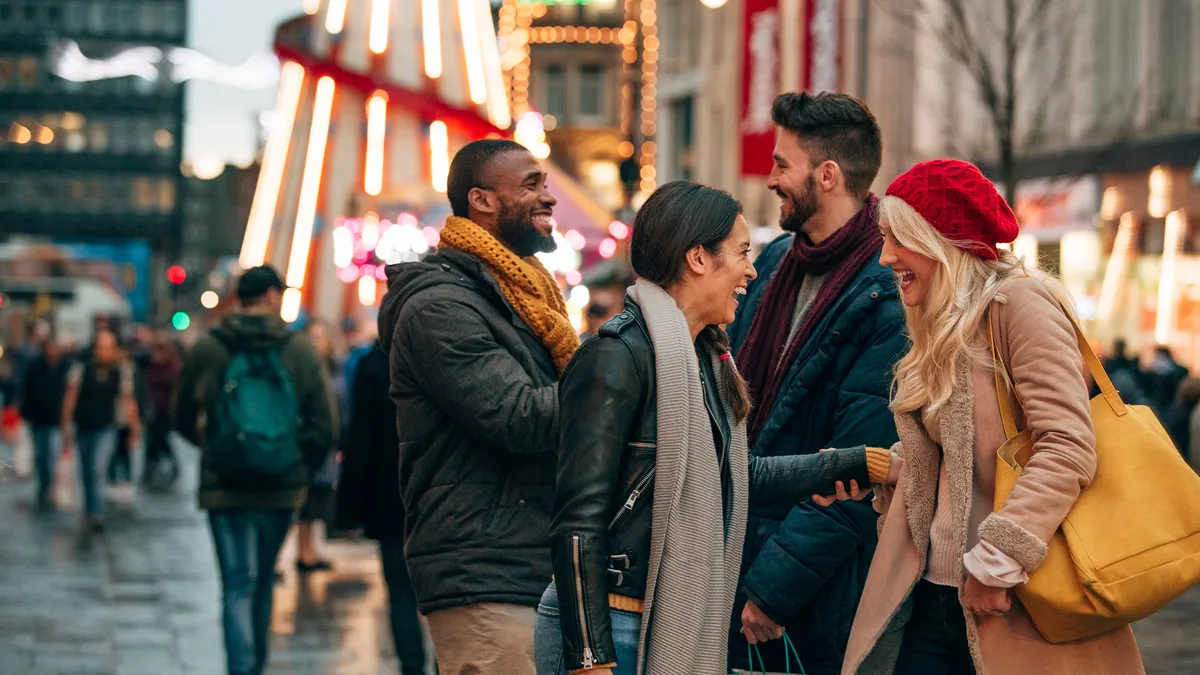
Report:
841,276,1145,675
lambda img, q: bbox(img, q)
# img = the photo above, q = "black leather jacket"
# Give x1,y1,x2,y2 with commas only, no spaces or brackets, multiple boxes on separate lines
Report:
549,298,871,671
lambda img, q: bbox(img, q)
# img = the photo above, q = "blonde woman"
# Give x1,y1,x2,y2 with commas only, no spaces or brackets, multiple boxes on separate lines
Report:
827,160,1144,674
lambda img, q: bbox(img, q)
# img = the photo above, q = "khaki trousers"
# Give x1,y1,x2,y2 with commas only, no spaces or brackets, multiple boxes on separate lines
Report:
425,602,537,675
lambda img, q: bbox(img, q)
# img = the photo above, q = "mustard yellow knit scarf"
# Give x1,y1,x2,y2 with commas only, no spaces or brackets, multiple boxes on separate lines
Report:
439,216,580,373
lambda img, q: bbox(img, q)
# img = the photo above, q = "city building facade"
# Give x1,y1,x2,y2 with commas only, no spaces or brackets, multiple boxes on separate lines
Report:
0,0,188,324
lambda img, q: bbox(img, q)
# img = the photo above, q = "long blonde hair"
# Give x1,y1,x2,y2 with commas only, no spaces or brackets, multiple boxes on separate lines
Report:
881,196,1072,427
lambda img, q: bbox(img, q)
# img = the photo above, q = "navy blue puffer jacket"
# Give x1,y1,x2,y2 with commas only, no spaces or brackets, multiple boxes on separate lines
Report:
727,234,909,675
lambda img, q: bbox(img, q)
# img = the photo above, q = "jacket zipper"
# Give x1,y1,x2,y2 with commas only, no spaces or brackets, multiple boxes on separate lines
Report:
608,468,655,530
572,534,595,668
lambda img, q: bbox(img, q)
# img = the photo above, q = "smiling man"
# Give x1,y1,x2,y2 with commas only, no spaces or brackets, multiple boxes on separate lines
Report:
726,92,908,675
377,139,578,675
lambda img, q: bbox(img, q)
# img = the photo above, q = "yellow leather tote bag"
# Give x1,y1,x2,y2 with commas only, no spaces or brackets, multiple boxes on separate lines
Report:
989,309,1200,643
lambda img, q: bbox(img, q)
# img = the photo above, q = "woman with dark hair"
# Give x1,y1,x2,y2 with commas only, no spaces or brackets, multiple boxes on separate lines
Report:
535,181,890,675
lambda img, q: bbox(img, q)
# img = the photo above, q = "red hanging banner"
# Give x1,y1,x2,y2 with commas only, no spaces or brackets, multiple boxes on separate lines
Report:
739,0,781,177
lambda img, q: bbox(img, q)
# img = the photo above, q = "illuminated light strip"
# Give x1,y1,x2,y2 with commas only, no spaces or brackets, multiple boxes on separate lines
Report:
422,0,443,78
1155,210,1187,344
497,1,516,103
430,120,450,192
476,0,511,128
458,0,489,104
527,26,620,44
364,92,387,196
284,75,337,294
239,60,306,269
640,0,658,192
303,0,320,15
355,273,374,305
1097,212,1137,321
281,288,303,323
325,0,347,34
369,0,391,54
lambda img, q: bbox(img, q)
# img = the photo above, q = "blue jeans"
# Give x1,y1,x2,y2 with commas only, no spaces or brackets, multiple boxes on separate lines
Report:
534,582,641,675
30,425,60,500
209,508,294,675
893,580,977,675
76,427,117,516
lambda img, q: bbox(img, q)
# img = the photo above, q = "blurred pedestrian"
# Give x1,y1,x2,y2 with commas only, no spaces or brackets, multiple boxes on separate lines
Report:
336,342,430,675
106,343,147,504
61,329,140,532
293,318,340,573
174,265,336,675
142,330,182,489
1145,345,1189,415
378,139,571,675
19,337,70,509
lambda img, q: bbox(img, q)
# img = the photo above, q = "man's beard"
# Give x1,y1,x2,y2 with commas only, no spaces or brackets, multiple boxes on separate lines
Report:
778,174,820,234
498,203,557,257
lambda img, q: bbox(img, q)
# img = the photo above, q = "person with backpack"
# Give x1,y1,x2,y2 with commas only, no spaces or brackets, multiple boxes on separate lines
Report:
174,265,336,675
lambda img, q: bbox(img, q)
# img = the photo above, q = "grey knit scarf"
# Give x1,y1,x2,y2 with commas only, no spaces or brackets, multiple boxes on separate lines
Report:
627,278,750,675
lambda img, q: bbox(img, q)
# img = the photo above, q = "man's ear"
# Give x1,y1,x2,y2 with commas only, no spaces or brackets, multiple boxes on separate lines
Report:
467,187,496,215
816,159,843,193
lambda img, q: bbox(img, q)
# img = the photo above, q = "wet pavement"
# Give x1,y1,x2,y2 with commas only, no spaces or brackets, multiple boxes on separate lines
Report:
0,439,1197,674
0,439,429,675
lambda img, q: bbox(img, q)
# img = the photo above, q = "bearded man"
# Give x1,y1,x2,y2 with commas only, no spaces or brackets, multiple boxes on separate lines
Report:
726,92,908,675
378,139,578,675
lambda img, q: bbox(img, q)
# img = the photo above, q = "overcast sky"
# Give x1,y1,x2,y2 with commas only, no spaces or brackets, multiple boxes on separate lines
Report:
185,0,301,176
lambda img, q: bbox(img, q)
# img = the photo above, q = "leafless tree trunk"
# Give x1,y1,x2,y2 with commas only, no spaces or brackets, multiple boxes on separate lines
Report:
892,0,1077,206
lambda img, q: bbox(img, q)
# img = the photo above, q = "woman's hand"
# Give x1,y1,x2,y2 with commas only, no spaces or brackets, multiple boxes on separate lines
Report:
962,574,1012,616
813,479,867,507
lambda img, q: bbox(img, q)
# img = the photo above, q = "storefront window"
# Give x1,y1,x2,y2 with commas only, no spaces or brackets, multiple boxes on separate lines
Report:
0,57,14,91
543,65,568,119
132,177,155,212
578,65,605,120
158,178,176,212
162,0,184,37
88,2,108,34
63,1,88,33
17,55,38,89
671,96,695,181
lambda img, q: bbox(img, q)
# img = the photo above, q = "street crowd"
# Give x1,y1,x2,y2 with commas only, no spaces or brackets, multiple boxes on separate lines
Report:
5,91,1198,675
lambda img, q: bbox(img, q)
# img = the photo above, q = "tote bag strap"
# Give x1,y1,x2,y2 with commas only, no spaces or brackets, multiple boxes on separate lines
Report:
986,294,1128,443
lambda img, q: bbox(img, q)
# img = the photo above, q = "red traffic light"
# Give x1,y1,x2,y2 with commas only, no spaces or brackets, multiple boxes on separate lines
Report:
167,265,187,284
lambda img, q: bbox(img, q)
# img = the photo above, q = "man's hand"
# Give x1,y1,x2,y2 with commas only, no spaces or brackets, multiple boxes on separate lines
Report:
741,599,784,644
962,574,1011,616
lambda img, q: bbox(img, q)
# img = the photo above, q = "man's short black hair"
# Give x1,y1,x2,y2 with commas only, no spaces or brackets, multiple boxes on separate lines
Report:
772,92,882,200
447,139,530,218
236,265,285,303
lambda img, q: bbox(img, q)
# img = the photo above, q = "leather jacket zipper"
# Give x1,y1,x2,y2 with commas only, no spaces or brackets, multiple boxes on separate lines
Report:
609,468,655,530
572,534,595,668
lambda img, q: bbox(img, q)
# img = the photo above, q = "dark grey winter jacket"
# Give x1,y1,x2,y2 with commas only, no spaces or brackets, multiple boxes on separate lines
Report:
378,248,559,614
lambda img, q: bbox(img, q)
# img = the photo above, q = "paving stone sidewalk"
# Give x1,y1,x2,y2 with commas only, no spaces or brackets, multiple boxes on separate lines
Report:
0,441,418,675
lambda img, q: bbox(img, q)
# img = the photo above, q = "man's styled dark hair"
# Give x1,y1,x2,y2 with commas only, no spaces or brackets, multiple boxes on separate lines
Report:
771,92,882,200
446,139,530,218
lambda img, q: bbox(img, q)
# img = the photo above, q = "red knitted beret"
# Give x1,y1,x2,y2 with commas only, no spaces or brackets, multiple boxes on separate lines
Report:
884,159,1019,260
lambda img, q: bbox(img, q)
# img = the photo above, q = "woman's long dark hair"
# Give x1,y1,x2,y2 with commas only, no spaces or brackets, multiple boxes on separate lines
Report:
630,181,753,423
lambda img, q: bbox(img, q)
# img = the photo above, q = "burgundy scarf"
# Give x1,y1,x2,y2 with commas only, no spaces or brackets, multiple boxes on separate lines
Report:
737,196,882,446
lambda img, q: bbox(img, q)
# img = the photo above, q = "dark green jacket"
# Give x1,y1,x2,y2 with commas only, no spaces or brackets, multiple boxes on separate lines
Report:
174,311,337,510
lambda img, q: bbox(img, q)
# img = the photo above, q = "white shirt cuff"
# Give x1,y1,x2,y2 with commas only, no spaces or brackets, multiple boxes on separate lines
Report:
963,541,1028,588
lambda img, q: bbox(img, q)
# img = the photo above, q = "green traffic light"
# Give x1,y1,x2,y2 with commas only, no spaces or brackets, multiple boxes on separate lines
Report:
172,312,191,331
